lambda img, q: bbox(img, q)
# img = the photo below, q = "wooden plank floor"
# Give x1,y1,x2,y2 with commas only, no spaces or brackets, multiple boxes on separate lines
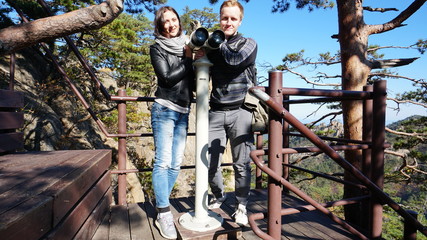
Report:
0,149,112,240
93,189,359,240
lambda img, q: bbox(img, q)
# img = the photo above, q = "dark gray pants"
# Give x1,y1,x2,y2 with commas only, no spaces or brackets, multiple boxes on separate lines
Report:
208,107,254,206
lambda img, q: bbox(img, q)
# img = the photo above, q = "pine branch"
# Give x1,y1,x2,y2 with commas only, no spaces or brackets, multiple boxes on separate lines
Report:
307,111,342,128
386,127,427,140
387,97,427,110
363,6,399,13
371,57,418,69
385,150,427,179
286,68,341,87
368,44,417,52
367,0,426,35
370,73,427,87
1,0,124,54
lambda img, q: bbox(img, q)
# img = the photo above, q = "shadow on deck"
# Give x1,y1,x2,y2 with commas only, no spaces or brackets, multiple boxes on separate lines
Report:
94,189,358,240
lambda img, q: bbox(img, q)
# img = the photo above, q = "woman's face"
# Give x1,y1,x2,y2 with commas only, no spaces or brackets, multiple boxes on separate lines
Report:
162,10,180,38
220,5,242,39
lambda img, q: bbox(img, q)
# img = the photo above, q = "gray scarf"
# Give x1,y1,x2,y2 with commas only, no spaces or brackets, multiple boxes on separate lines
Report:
155,34,188,56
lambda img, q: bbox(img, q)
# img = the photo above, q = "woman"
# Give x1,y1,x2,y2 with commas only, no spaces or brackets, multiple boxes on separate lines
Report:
149,6,194,239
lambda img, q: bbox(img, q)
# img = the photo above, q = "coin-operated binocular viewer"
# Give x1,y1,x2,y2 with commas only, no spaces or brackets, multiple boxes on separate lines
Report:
178,28,226,233
187,27,225,50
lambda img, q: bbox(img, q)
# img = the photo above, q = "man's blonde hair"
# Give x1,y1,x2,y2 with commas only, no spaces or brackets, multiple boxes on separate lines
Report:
220,0,244,19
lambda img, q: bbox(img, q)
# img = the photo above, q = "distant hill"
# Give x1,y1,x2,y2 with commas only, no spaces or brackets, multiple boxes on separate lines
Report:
386,115,425,130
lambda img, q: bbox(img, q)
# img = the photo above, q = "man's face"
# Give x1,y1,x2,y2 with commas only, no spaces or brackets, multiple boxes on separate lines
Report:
220,6,242,39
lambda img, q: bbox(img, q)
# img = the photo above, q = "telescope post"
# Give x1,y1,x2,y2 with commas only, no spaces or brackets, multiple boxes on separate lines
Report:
178,55,223,231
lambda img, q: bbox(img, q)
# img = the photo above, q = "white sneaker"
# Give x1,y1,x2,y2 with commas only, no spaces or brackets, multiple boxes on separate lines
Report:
233,204,249,226
208,196,226,209
155,211,177,239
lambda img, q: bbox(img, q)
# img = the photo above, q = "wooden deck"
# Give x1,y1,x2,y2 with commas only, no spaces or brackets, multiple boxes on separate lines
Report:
0,149,359,240
93,189,359,240
0,149,112,240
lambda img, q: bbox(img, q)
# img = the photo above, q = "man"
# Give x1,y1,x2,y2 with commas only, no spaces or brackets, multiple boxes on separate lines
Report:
199,0,258,227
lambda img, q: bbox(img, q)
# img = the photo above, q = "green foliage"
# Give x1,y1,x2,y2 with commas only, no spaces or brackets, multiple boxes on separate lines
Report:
282,120,427,238
207,0,334,12
124,0,167,13
72,13,155,93
99,101,148,132
48,0,95,13
416,39,427,54
367,44,385,60
397,88,427,104
181,6,220,34
382,204,427,240
4,0,47,20
314,128,335,136
282,50,305,64
318,51,339,62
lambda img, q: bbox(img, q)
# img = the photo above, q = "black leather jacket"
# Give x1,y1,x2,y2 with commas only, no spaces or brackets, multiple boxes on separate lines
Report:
150,43,195,108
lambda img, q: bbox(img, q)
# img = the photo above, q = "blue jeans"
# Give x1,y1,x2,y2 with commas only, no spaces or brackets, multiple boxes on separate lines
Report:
151,102,189,209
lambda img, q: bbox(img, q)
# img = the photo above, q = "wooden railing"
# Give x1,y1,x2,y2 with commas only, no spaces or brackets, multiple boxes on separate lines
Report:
0,52,24,154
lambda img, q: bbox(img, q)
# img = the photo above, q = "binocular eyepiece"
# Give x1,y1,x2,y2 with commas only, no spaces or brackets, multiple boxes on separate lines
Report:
187,28,225,50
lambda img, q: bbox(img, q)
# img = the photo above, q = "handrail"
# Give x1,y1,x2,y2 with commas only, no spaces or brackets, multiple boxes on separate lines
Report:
249,85,427,238
249,149,369,239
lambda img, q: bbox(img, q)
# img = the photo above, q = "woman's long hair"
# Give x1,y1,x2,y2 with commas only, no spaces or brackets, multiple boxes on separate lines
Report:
153,6,183,37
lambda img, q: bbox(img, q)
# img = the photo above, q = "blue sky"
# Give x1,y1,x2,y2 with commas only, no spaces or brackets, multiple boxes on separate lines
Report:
159,0,427,123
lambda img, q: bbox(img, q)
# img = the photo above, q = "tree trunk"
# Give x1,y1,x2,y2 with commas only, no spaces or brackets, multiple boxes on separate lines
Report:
0,0,124,55
337,0,371,226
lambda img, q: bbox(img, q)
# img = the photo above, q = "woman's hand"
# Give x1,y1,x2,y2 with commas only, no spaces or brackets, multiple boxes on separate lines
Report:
184,45,193,59
194,48,205,60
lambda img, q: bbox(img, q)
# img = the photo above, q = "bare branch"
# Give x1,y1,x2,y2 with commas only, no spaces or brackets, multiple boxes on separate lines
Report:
388,97,427,109
308,111,342,128
366,0,426,35
371,57,419,69
368,44,418,52
317,72,342,79
304,59,341,66
285,68,341,87
386,127,427,140
363,6,399,13
385,150,427,180
370,72,427,87
0,0,124,54
291,152,322,165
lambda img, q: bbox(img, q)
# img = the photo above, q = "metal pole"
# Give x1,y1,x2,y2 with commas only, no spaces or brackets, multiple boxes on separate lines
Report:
362,85,373,179
255,133,263,189
250,85,427,237
117,89,127,206
282,94,290,189
179,56,222,231
404,210,418,240
370,80,387,239
267,70,283,239
193,56,211,220
362,84,373,230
